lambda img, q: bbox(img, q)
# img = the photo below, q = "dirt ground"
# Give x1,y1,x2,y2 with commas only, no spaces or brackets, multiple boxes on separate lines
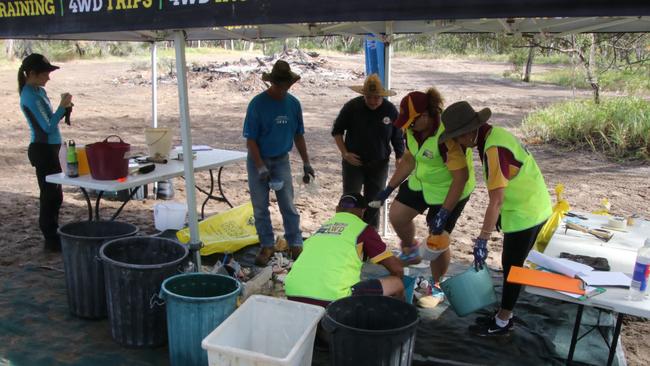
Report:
0,50,648,365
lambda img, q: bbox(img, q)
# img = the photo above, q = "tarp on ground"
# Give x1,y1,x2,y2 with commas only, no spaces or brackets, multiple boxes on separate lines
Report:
0,263,625,366
1,0,650,40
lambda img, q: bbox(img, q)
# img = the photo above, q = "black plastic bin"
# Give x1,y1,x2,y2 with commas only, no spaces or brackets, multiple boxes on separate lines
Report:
58,221,139,319
99,236,188,348
322,296,419,366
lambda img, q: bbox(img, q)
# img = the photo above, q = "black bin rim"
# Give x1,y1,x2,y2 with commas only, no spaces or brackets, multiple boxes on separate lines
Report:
161,273,241,303
324,295,419,335
58,220,139,240
99,236,188,270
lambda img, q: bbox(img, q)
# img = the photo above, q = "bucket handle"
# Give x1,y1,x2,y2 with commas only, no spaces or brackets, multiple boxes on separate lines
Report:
103,135,125,144
150,292,165,309
147,129,169,147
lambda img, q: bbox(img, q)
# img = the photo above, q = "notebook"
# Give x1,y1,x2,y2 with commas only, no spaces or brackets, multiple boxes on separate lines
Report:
507,266,585,295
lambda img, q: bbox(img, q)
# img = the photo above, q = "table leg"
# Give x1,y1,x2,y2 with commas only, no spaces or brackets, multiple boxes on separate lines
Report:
193,168,234,219
567,304,584,365
110,187,140,221
80,188,93,221
217,167,233,208
201,169,216,219
94,191,104,221
606,313,624,366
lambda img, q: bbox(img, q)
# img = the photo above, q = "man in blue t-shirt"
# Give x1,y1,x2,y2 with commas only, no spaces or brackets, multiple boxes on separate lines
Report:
243,60,315,266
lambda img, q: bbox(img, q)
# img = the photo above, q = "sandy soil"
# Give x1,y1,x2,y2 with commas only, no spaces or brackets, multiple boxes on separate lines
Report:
0,51,648,365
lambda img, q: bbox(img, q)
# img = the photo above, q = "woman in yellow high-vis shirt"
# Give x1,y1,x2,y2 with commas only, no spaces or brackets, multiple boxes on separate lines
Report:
440,101,552,337
370,89,475,295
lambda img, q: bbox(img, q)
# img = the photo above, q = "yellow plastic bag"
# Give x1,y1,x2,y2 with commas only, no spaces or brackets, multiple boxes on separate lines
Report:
176,202,259,256
534,184,570,253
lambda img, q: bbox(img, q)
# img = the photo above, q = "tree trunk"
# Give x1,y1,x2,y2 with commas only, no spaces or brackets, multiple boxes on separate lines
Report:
5,39,14,59
522,43,535,82
283,38,289,52
587,33,600,104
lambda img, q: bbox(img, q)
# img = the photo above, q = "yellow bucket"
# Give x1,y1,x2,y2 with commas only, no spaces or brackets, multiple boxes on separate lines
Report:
145,128,173,159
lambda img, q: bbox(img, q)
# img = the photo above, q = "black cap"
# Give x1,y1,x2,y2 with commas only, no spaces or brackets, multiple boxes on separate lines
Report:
338,193,367,209
21,53,59,73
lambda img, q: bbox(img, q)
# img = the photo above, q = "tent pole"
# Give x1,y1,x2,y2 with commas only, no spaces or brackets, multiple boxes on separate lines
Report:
173,30,202,272
151,42,158,128
382,21,393,238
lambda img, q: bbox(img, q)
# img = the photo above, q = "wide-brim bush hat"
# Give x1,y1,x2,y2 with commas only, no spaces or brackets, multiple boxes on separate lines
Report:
349,74,396,97
439,101,491,142
262,60,300,85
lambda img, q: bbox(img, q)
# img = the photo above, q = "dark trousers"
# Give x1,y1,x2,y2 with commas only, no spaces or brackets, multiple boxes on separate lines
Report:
342,159,389,228
28,143,63,245
501,220,546,311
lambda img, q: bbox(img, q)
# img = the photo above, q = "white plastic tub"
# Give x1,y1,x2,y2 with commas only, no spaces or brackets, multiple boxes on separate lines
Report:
202,295,325,366
154,202,187,231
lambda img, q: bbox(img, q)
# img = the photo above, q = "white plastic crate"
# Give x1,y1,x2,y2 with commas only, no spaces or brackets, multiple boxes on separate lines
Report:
202,295,325,366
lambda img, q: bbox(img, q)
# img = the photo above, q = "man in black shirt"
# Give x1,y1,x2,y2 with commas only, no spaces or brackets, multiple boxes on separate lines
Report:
332,74,405,228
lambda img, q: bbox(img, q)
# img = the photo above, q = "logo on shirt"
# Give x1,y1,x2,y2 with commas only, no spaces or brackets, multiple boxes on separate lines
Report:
316,223,348,235
382,116,391,125
422,150,434,159
275,115,289,125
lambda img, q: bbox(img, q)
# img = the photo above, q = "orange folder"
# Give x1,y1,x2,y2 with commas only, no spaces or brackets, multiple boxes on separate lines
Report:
507,266,585,295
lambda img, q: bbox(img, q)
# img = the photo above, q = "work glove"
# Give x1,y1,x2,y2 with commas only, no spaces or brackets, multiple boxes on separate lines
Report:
368,186,396,208
257,166,270,183
473,237,488,271
428,207,450,235
303,164,315,183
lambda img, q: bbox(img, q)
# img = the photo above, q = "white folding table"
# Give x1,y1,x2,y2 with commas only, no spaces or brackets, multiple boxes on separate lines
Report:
47,149,247,221
525,214,650,365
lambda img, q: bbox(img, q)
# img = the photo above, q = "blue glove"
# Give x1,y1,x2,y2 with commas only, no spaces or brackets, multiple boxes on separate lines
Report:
428,207,450,235
473,238,488,271
368,186,396,208
303,164,315,183
257,166,270,183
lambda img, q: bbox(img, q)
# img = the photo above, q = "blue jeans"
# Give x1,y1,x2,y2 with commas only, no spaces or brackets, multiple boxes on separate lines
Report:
247,154,302,248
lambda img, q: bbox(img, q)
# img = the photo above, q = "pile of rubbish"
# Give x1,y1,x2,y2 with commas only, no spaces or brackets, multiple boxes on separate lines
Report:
189,48,364,93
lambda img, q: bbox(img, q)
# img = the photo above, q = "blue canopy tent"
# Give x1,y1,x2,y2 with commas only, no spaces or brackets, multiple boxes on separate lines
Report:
2,0,649,267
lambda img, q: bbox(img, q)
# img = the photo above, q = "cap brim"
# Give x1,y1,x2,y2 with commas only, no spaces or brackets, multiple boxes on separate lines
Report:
349,85,396,97
393,112,420,130
35,64,59,72
439,108,491,143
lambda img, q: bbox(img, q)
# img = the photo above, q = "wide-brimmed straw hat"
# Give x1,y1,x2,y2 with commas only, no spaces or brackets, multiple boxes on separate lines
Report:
349,74,396,97
439,101,491,142
262,60,300,85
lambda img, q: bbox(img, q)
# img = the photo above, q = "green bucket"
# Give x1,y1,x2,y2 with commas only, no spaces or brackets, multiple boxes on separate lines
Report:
440,266,497,317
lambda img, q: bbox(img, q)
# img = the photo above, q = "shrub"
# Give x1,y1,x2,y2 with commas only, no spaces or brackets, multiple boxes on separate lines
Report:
522,97,650,161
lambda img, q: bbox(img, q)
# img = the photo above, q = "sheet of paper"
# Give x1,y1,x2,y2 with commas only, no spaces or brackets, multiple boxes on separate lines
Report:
578,271,631,287
526,250,593,277
558,286,600,299
173,145,213,151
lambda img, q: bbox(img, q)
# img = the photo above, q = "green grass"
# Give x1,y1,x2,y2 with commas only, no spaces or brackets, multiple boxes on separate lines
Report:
522,97,650,161
530,67,650,94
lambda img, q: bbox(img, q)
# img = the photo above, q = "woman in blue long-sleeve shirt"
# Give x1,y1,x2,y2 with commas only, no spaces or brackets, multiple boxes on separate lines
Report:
19,53,73,251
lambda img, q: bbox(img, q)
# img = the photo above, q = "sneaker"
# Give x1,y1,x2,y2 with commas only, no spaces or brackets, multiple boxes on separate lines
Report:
289,246,302,260
469,317,514,337
255,247,275,266
398,242,422,266
431,284,445,300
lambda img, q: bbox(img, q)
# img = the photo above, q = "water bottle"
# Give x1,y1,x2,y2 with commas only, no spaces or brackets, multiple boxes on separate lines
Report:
66,140,79,178
628,238,650,301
